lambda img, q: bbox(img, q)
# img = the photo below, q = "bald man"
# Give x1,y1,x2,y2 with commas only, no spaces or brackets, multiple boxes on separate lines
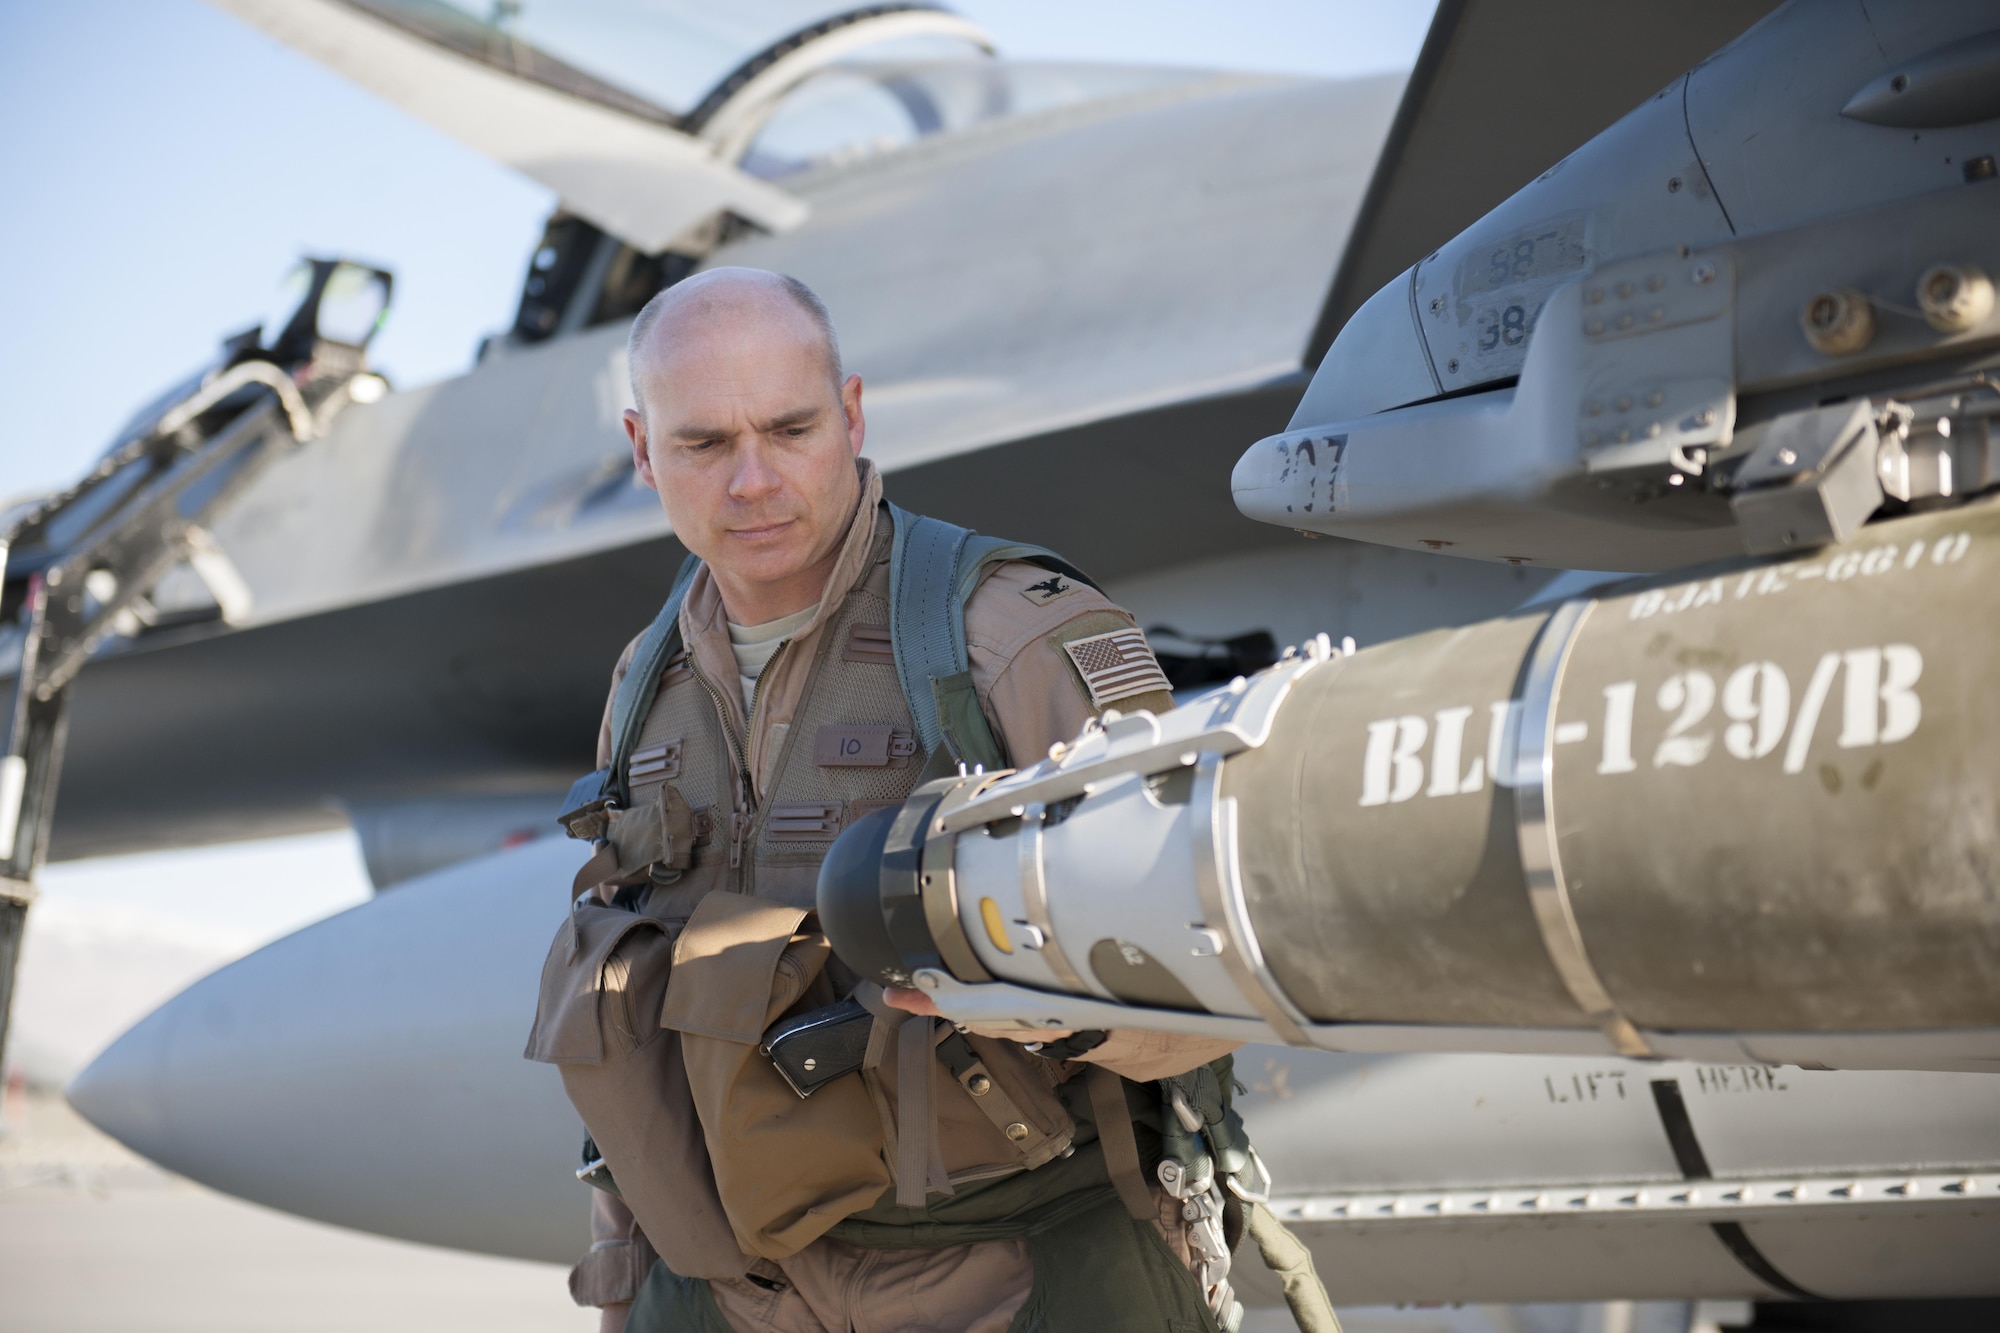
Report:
555,269,1240,1333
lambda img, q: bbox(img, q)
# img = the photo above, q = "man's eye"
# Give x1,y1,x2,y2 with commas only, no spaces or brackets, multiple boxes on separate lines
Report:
785,427,809,438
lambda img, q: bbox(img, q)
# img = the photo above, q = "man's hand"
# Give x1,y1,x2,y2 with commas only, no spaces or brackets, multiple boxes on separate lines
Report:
599,1302,629,1333
881,986,1070,1042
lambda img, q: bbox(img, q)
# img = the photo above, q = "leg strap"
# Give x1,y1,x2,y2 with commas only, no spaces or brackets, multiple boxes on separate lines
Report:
1246,1202,1341,1333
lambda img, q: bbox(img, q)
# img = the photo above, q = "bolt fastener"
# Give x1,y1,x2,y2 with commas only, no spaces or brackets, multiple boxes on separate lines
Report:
1916,263,1994,333
1801,288,1875,355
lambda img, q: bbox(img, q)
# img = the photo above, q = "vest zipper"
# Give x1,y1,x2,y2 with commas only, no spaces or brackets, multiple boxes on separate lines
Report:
734,640,796,869
689,638,793,874
687,656,757,872
746,640,783,737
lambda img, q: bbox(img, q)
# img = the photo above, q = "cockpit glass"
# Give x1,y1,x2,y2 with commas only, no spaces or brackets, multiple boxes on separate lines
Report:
339,0,910,121
742,61,1214,179
745,67,928,175
336,3,1221,183
317,264,393,347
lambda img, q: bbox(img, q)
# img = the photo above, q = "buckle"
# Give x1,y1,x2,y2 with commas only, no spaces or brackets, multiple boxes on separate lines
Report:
1223,1145,1272,1205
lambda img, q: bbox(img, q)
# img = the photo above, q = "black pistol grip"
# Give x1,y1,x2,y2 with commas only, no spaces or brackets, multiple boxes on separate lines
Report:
760,997,875,1097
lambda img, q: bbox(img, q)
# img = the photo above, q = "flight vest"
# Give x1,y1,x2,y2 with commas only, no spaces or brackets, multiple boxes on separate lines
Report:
532,505,1131,1272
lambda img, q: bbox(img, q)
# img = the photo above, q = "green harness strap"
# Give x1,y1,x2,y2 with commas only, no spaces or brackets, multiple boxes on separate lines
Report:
885,502,1096,770
601,551,703,809
588,504,1097,808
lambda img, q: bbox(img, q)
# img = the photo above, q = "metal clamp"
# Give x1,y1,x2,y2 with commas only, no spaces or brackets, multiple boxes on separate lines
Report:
918,775,1002,984
1191,754,1316,1047
1181,1180,1238,1323
1016,800,1101,997
1225,1146,1273,1206
1514,598,1656,1058
936,645,1331,838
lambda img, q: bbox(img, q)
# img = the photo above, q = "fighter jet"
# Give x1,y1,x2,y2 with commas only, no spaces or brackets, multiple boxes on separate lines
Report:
26,0,2000,1326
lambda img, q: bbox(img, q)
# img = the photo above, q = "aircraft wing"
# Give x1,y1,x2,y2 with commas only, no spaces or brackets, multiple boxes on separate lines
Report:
208,0,807,251
33,4,1796,865
1306,0,1785,362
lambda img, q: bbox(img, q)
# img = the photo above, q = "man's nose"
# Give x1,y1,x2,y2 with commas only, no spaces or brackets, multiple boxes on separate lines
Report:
728,440,781,500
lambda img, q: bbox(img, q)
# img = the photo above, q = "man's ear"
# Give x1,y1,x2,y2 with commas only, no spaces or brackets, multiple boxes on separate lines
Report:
841,374,866,458
625,408,659,492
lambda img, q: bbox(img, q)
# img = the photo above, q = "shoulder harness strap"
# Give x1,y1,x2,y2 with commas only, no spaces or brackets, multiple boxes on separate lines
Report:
886,503,1095,771
604,551,704,807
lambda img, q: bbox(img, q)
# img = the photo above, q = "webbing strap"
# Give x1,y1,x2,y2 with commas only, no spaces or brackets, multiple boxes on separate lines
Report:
1246,1203,1342,1333
887,507,966,761
604,552,703,806
895,1015,957,1206
886,504,1094,763
1087,1067,1156,1222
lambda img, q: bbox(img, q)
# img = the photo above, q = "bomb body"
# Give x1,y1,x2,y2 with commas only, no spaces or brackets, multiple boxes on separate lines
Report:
822,498,2000,1072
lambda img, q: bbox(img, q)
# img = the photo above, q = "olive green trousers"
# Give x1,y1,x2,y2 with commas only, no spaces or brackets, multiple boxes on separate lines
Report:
627,1192,1220,1333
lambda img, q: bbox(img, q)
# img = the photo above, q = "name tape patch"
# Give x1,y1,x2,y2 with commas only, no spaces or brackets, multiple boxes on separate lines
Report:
1062,628,1171,708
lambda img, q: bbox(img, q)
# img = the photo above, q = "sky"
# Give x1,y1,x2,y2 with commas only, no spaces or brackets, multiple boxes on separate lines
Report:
0,0,1435,1085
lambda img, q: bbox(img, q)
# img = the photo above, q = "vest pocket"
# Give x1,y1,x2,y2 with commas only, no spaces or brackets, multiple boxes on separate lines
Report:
579,780,700,894
662,891,893,1260
525,900,677,1065
524,899,753,1282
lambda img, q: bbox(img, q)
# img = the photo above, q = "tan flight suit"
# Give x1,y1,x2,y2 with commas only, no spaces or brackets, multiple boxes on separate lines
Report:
563,460,1237,1332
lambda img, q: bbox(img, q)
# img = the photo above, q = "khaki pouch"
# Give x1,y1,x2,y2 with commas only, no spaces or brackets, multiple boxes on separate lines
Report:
570,781,700,896
525,899,751,1282
662,891,893,1260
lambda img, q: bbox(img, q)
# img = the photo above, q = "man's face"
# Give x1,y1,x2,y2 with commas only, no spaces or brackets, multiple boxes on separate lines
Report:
626,303,864,619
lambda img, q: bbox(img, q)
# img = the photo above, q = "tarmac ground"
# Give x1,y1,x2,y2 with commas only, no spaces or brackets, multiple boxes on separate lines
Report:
0,1082,594,1333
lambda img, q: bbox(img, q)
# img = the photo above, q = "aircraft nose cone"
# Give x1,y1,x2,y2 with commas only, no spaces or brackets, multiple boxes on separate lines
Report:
66,1005,174,1155
62,837,594,1265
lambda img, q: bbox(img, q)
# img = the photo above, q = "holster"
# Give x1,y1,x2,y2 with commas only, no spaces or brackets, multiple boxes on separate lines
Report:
661,891,893,1260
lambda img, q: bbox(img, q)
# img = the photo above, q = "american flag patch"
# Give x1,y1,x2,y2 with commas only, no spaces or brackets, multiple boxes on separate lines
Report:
1062,628,1171,708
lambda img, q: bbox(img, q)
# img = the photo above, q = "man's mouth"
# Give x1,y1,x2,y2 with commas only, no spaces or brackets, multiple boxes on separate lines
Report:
727,519,797,543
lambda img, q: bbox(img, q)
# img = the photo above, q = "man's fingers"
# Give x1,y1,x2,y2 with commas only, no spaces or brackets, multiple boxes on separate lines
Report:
882,989,1070,1042
968,1025,1071,1043
882,986,941,1017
